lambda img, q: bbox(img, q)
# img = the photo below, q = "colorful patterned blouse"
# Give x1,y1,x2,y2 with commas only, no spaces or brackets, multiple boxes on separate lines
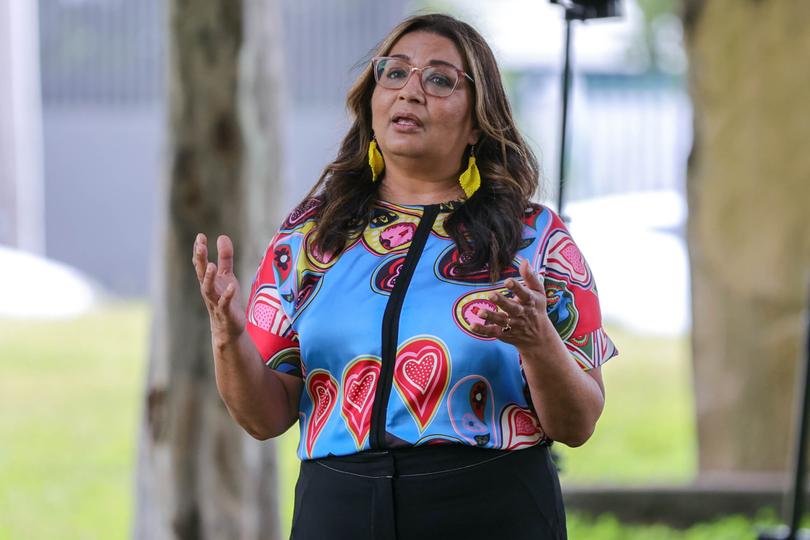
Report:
245,197,617,460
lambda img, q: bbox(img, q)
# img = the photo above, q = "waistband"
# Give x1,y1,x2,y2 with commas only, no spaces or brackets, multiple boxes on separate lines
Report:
305,443,549,479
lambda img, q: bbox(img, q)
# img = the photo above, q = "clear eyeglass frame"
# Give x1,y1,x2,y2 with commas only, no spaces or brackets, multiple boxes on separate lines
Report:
371,56,474,98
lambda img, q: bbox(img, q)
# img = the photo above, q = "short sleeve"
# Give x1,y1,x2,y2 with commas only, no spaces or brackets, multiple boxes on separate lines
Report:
538,211,618,370
245,235,303,378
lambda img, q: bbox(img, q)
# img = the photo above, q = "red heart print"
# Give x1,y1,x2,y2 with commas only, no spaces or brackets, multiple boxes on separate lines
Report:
514,410,537,436
545,229,592,288
499,404,545,450
305,369,338,458
248,285,287,334
380,222,416,251
340,357,381,449
393,337,451,432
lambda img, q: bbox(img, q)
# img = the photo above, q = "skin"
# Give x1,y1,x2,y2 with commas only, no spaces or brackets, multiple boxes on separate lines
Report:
371,31,480,205
194,30,605,446
472,259,606,447
193,233,301,440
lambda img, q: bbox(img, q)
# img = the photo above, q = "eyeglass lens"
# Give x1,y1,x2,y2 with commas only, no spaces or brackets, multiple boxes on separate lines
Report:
373,58,459,97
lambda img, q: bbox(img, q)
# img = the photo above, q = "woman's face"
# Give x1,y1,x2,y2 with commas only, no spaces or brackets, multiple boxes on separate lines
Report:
370,31,479,171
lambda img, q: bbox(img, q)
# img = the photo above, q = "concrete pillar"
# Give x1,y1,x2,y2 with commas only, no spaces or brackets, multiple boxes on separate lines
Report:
0,0,45,253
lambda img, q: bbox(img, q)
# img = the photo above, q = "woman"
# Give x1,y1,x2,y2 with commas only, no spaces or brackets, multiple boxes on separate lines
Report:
193,13,617,540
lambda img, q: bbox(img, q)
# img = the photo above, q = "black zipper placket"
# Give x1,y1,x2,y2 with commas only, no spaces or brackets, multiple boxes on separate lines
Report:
370,204,440,449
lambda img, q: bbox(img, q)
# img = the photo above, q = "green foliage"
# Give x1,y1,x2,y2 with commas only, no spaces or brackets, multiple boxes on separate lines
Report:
568,509,783,540
632,0,686,73
0,304,798,539
637,0,678,25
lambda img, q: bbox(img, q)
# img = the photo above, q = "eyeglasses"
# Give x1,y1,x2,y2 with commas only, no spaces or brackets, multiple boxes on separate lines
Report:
371,56,474,98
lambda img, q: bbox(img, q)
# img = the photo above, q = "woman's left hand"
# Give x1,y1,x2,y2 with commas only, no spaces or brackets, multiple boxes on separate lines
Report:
473,258,606,446
471,259,553,349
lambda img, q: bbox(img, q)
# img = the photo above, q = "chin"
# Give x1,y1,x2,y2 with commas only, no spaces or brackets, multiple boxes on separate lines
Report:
381,139,427,158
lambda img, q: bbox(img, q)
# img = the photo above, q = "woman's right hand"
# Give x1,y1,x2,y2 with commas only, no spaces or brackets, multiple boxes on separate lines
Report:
192,233,247,344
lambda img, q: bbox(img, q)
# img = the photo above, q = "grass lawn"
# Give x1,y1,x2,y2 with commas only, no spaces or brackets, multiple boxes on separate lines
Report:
556,325,697,484
0,302,789,539
0,303,146,540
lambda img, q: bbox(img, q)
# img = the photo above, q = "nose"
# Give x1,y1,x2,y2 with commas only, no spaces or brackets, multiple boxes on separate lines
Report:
397,69,425,103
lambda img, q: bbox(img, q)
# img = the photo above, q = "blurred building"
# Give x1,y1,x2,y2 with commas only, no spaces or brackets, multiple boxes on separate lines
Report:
36,0,166,297
6,0,408,297
2,0,693,335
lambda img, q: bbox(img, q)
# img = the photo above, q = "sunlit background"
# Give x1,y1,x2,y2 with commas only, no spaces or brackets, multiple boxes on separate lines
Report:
3,0,786,539
1,0,690,332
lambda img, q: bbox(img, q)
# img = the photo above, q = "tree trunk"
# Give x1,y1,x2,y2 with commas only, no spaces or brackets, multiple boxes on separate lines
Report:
134,0,286,538
684,0,810,478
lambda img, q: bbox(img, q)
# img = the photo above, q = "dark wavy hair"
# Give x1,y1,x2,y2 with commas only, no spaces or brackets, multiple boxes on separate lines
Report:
302,13,540,279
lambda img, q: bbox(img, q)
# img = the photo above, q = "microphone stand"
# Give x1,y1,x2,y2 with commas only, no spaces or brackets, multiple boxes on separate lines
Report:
552,0,620,219
555,3,587,222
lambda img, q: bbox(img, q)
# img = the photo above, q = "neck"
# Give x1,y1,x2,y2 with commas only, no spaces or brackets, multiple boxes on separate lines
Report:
377,159,465,206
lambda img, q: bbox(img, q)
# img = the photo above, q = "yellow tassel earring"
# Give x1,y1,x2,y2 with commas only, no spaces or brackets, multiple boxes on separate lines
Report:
458,145,481,198
368,138,385,182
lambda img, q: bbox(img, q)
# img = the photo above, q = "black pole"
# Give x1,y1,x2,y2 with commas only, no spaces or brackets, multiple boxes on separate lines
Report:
759,287,810,540
551,0,620,220
787,292,810,536
556,12,574,219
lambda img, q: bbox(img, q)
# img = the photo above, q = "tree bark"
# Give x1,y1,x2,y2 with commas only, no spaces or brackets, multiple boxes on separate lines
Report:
134,0,286,538
684,0,810,477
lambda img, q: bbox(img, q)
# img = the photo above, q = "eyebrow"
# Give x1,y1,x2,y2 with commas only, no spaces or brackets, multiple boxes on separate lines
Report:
389,53,464,72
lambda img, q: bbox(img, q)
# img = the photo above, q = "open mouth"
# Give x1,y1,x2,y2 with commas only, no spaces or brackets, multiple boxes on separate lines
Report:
391,114,423,127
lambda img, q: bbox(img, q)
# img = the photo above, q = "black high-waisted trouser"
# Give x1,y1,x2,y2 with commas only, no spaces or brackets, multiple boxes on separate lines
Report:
289,443,567,540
